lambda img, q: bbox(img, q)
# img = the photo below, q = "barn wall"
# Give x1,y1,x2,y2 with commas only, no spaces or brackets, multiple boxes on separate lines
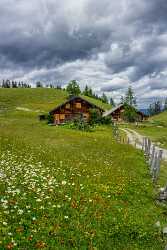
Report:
53,98,99,124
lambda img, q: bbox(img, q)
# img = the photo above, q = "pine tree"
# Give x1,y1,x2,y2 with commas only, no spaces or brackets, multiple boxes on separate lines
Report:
87,87,93,97
83,85,89,96
125,86,136,106
120,96,124,104
36,81,43,88
154,100,162,114
149,100,162,116
110,97,115,106
101,93,108,104
148,104,154,116
164,98,167,111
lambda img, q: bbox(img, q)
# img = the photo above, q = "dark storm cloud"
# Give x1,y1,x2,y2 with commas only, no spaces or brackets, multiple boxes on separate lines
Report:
0,0,112,69
0,0,167,106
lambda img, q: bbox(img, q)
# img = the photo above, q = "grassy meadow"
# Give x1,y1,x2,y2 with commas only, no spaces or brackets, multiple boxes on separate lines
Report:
126,111,167,149
0,88,167,249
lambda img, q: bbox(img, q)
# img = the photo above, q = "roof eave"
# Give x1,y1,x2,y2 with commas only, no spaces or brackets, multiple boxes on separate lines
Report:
49,96,105,114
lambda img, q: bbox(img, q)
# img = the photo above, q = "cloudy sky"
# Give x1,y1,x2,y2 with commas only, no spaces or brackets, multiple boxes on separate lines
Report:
0,0,167,107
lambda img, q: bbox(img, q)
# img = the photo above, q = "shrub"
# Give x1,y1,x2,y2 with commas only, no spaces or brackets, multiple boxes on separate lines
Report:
101,116,113,125
89,109,102,125
47,114,54,124
73,117,93,132
123,104,138,123
89,109,113,125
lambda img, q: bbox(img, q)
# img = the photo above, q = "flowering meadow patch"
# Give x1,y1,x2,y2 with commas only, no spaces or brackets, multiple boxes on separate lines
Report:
0,136,166,250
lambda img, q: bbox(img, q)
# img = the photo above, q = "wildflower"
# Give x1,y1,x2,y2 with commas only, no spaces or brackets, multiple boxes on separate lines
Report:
18,209,24,215
11,238,17,246
3,221,7,226
61,180,66,185
36,198,42,202
64,216,69,219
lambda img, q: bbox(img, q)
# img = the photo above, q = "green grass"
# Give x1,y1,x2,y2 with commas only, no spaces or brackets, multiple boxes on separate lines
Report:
0,88,167,249
0,88,111,115
150,111,167,125
124,111,167,149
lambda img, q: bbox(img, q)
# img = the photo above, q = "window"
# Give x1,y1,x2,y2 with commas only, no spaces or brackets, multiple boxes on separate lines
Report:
66,103,70,109
55,114,59,120
76,102,81,109
60,114,65,120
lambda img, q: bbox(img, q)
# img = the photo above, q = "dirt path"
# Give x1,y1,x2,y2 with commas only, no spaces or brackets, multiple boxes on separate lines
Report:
121,128,167,161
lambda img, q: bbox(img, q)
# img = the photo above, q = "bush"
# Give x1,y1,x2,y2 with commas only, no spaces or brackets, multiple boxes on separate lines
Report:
123,104,138,123
47,114,54,124
62,117,94,132
89,109,102,125
89,109,113,125
101,116,113,125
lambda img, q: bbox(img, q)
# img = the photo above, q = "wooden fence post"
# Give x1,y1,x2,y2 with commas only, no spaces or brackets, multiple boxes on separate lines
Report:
148,138,151,157
149,145,155,166
152,150,163,184
144,138,147,155
142,138,145,151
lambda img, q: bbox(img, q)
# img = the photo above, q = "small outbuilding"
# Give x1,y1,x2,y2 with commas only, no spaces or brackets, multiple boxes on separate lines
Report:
103,103,148,122
49,96,105,125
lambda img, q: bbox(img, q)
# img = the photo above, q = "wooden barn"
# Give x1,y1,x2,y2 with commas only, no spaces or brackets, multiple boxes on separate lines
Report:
103,104,148,122
49,96,105,125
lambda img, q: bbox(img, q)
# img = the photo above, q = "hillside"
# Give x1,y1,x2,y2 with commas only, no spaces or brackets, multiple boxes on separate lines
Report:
150,110,167,125
0,88,167,249
128,110,167,149
0,88,111,114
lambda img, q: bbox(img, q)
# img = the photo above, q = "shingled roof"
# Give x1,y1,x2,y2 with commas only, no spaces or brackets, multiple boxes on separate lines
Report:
103,104,123,117
103,103,148,117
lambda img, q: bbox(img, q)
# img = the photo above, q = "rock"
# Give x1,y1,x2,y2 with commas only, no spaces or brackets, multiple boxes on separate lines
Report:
160,187,165,192
158,187,167,201
163,227,167,235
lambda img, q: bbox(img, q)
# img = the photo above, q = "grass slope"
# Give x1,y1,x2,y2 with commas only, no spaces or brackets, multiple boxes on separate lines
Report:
0,88,167,249
127,111,167,149
0,88,111,114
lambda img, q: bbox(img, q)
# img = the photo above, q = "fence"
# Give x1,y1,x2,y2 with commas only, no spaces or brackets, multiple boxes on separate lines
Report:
142,137,163,185
112,124,164,187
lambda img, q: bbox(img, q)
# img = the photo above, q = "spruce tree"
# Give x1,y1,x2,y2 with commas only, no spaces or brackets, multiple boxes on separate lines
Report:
101,93,108,104
110,97,115,106
164,98,167,111
125,86,136,106
83,85,89,96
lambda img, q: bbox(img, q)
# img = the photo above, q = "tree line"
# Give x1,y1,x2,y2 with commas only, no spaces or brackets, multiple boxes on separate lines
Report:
66,80,115,105
0,80,31,88
149,99,167,116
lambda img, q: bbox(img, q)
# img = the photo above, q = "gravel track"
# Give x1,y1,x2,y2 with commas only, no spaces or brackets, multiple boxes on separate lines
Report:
121,128,167,161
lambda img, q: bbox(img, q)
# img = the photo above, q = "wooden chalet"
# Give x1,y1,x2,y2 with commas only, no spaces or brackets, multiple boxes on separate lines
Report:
103,104,148,122
49,96,104,125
